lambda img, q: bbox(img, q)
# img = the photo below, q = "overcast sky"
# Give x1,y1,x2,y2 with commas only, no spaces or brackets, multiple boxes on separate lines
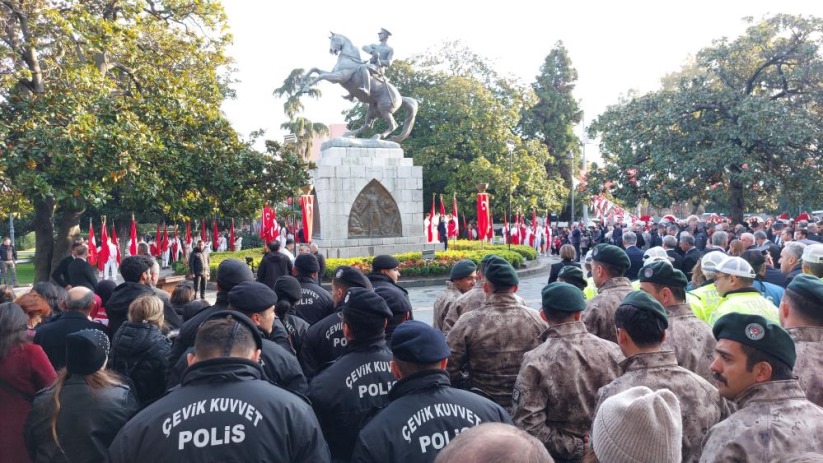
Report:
220,1,823,147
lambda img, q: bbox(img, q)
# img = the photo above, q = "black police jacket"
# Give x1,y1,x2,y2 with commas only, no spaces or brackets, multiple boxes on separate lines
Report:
368,273,414,339
300,310,347,379
108,357,330,463
295,276,335,325
307,336,395,462
24,375,139,463
350,370,512,463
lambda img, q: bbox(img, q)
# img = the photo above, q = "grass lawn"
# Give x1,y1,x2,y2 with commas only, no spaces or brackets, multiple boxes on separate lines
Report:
8,261,34,286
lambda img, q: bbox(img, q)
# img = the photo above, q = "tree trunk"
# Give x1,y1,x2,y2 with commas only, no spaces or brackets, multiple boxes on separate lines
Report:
50,201,86,274
728,179,745,225
33,196,56,283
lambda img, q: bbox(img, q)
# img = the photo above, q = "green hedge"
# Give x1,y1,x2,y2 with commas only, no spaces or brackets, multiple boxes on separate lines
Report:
174,240,536,279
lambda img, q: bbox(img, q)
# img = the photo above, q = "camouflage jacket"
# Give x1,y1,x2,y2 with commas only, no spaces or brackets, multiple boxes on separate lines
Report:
432,282,463,332
582,277,634,343
441,282,525,335
596,351,730,463
788,326,823,407
663,303,716,383
512,321,623,463
700,380,823,462
446,292,547,413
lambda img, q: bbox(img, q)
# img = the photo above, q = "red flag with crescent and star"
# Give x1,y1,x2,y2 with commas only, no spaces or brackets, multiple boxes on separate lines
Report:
300,196,314,243
110,224,121,264
97,222,109,271
129,215,138,256
477,192,490,241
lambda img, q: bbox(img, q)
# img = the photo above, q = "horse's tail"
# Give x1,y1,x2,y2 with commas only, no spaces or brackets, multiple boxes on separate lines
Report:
391,96,418,143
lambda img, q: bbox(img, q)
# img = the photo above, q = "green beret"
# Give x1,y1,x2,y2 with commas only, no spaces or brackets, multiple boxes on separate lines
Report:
542,282,586,313
787,273,823,308
619,291,668,328
638,260,688,288
591,243,631,270
484,258,519,288
713,313,796,369
558,265,587,289
450,259,477,281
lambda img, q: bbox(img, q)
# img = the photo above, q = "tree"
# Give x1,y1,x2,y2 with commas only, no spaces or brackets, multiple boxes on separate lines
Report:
0,1,286,281
274,68,329,159
589,14,823,223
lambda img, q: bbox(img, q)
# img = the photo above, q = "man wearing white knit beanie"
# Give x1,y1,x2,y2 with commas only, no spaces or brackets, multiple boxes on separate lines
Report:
592,386,682,463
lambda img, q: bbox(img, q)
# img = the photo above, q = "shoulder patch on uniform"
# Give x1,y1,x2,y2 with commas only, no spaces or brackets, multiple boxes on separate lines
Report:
344,293,350,303
745,323,765,341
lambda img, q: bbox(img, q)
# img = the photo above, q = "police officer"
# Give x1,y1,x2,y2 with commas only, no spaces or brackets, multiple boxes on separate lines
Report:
701,313,823,461
594,291,728,463
368,255,414,338
293,253,335,325
433,260,477,331
307,287,396,462
446,257,547,412
779,274,823,407
108,311,330,462
351,321,511,463
228,281,307,394
274,275,310,356
709,256,779,325
638,260,716,382
300,266,372,378
690,252,727,323
582,243,634,343
512,283,623,462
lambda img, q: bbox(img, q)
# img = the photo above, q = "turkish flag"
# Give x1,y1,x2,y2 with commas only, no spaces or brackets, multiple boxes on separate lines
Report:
449,194,459,239
162,224,169,253
213,219,219,251
530,209,537,247
155,223,161,256
477,193,490,241
88,221,97,266
300,195,314,243
97,224,109,272
171,225,179,262
261,205,278,243
185,221,192,245
129,216,138,256
110,225,121,264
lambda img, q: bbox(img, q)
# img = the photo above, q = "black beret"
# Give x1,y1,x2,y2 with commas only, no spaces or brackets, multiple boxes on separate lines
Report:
619,291,668,328
713,313,796,369
591,243,631,270
374,285,413,314
216,259,254,291
372,255,400,271
205,310,263,350
274,276,302,303
342,287,393,319
638,260,688,288
484,258,519,287
558,265,588,289
787,274,823,307
65,329,110,375
333,265,373,289
450,259,477,281
229,281,278,313
294,253,320,273
542,282,586,313
391,320,450,363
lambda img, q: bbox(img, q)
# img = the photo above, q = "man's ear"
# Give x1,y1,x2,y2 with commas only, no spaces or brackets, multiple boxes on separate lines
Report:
186,352,197,367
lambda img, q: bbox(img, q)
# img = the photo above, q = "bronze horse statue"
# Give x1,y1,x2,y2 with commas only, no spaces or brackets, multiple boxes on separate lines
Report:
301,33,418,143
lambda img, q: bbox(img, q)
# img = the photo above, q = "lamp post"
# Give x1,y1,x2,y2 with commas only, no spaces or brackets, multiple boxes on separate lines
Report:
567,152,575,225
506,141,515,251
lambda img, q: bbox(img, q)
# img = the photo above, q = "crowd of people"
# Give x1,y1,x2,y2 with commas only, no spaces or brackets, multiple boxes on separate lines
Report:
1,211,822,462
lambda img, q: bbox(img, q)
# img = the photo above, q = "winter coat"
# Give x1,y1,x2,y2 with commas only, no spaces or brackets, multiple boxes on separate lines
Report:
111,321,171,406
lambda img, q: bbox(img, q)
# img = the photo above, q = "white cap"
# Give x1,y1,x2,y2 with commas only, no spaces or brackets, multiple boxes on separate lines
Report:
585,250,594,264
643,247,672,263
802,244,823,264
715,256,756,278
701,252,727,274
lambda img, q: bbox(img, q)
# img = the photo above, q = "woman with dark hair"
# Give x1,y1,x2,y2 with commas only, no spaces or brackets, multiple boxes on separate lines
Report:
31,282,67,320
110,295,171,407
273,275,309,356
170,284,195,317
24,329,138,463
0,303,57,463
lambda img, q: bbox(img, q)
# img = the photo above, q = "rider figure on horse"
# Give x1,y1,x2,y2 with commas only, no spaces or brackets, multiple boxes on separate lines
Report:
347,28,394,101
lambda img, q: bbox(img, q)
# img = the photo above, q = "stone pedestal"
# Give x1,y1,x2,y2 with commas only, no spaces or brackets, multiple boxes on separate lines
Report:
312,138,437,259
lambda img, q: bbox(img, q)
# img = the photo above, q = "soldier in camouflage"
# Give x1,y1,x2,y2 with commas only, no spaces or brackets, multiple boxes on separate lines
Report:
595,291,729,463
778,274,823,407
638,260,716,382
433,260,477,332
701,313,823,461
582,244,634,343
512,283,623,463
447,257,547,413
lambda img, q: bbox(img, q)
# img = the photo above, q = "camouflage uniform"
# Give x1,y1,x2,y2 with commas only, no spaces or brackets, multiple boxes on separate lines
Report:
662,302,716,382
700,380,823,462
442,283,525,334
432,281,462,332
787,326,823,407
446,292,547,413
596,351,729,463
512,321,624,462
582,277,633,343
